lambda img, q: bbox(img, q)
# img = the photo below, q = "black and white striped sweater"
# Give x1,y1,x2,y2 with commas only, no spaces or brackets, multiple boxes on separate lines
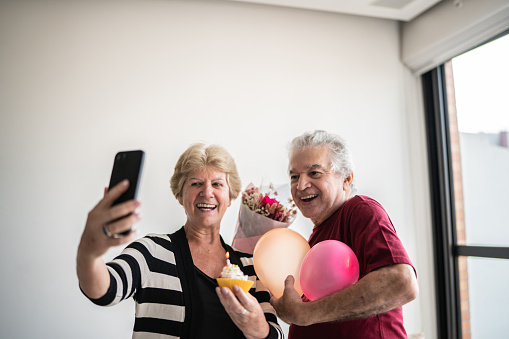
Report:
87,227,284,338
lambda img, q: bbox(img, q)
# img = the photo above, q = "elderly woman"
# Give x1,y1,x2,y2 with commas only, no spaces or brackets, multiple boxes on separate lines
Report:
77,143,283,338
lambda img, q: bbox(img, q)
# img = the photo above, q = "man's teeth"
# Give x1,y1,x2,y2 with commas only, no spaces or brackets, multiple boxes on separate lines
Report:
197,204,217,210
301,195,318,201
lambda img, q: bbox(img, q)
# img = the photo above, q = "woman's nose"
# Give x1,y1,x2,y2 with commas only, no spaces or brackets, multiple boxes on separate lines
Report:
201,182,214,197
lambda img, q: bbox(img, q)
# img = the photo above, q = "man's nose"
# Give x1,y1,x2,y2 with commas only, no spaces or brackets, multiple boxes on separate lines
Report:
297,176,311,190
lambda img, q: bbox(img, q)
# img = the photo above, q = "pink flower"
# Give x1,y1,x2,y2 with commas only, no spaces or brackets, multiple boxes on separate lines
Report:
241,183,296,222
261,194,279,207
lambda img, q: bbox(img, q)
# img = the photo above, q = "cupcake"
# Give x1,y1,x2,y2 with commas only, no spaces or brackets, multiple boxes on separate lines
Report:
216,252,254,293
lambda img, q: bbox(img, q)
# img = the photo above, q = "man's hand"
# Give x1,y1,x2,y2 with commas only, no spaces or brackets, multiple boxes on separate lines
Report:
270,275,309,326
273,264,418,327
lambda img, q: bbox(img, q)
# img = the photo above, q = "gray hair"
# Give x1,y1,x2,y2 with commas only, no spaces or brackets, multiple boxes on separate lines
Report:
288,130,356,193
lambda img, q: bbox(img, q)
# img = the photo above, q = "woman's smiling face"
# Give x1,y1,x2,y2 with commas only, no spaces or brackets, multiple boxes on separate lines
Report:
179,167,231,230
289,145,352,226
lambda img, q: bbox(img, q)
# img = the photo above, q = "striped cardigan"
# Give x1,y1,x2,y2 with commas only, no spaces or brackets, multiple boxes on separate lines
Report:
87,226,284,338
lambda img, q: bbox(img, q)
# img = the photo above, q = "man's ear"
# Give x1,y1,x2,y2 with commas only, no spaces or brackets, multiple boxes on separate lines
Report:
343,173,354,190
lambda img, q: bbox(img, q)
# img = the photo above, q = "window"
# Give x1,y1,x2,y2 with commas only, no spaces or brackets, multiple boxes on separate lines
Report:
422,33,509,339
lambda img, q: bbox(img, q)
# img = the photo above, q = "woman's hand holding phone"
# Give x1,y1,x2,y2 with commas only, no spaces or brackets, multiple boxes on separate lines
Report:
77,150,144,299
77,180,141,299
79,180,141,259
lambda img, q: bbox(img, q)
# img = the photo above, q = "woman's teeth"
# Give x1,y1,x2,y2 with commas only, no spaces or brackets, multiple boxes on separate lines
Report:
197,203,217,210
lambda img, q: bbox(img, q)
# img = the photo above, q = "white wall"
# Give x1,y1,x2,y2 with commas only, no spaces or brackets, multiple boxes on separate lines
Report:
0,0,429,337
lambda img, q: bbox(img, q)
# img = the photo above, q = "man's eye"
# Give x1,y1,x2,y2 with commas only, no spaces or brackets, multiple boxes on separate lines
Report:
290,175,298,181
309,171,322,177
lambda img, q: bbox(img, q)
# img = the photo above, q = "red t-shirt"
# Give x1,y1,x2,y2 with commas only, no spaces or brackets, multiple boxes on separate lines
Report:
289,195,415,339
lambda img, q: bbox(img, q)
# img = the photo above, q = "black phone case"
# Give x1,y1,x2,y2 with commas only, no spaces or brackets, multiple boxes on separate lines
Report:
108,150,145,207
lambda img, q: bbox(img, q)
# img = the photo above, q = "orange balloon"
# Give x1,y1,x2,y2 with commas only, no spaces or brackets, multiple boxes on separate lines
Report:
253,228,310,298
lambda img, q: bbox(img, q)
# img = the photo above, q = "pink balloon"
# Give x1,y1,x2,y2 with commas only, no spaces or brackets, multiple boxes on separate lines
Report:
300,240,360,301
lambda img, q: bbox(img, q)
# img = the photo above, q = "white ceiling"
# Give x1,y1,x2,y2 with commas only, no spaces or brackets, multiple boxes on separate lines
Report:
228,0,443,21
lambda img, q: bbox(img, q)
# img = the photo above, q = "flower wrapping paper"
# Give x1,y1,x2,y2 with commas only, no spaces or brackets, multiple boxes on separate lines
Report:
232,184,296,254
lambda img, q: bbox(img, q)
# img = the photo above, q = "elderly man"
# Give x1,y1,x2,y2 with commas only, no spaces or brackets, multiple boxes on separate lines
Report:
270,130,418,339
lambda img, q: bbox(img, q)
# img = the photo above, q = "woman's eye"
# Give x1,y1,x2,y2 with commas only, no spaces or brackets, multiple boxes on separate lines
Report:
213,182,223,187
191,182,201,187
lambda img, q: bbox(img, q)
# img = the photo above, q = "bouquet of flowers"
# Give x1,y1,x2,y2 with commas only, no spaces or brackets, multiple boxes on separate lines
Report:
232,183,297,254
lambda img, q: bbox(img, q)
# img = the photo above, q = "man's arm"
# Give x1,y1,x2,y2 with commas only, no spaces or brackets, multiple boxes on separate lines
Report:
270,263,418,326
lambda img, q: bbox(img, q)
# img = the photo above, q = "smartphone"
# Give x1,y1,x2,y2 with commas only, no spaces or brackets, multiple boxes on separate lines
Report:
107,150,145,235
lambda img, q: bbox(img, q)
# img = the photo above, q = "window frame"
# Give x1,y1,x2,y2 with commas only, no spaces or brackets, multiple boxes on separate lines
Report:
422,65,462,339
421,33,509,339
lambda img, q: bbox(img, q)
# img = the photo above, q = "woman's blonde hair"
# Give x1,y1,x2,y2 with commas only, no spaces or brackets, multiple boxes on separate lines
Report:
170,143,242,200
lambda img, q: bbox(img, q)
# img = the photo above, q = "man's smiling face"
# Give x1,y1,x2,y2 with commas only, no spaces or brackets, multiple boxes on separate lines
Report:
289,145,352,226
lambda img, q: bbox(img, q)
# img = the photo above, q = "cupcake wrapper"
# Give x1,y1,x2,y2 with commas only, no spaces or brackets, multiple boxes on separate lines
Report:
216,278,254,293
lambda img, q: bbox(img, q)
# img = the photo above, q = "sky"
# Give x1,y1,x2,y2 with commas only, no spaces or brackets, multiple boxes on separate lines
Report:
451,33,509,134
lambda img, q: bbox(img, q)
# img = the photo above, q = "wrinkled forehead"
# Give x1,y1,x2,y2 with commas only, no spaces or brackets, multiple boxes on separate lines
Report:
187,166,227,181
289,163,330,175
289,146,332,173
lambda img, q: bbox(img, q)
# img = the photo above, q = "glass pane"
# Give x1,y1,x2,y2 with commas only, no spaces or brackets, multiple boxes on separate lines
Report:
465,256,509,338
449,34,509,247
